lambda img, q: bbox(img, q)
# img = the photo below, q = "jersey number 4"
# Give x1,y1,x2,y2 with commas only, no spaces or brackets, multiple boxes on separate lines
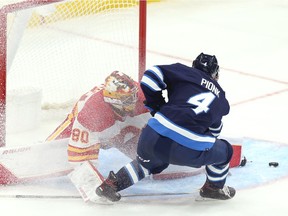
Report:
187,92,216,115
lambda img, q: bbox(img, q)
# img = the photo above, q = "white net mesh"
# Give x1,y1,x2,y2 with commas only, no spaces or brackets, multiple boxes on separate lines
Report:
6,0,141,113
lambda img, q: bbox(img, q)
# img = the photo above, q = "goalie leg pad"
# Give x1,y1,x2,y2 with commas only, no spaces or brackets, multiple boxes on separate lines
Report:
68,161,104,203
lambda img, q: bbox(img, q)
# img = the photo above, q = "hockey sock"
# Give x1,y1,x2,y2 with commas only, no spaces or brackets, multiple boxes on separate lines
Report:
115,159,146,191
205,163,229,188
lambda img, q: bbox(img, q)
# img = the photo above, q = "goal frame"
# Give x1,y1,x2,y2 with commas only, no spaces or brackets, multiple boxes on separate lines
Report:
0,0,147,147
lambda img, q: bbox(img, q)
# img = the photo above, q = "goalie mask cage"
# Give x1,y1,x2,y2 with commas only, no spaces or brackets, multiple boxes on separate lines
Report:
0,0,147,147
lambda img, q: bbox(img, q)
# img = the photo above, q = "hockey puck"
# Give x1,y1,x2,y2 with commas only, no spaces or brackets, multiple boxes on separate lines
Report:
239,156,247,167
269,162,279,167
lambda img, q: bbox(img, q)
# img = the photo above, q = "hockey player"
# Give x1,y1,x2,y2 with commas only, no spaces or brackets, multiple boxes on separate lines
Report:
96,53,236,201
46,71,150,163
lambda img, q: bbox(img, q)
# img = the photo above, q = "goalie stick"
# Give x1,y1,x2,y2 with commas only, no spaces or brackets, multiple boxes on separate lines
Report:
0,138,206,185
0,138,73,185
0,136,243,185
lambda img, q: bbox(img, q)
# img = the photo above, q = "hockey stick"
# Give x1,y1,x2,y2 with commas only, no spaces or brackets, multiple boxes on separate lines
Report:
0,192,192,199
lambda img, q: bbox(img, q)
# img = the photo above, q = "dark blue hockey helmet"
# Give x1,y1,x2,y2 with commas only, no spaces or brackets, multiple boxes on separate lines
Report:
192,53,219,79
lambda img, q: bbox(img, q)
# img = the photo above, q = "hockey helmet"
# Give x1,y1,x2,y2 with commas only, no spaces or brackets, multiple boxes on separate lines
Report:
103,71,138,112
192,53,219,80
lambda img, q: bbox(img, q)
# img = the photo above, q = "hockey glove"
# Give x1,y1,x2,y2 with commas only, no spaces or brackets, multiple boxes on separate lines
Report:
143,100,164,116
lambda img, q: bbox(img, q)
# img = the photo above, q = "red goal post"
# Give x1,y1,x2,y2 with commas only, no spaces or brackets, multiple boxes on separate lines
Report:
0,0,147,147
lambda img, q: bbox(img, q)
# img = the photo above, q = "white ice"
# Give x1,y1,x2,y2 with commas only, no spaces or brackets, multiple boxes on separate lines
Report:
1,0,288,215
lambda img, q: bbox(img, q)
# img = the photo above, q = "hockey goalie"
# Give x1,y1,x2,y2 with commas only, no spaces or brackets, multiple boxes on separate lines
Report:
46,71,148,162
0,71,149,186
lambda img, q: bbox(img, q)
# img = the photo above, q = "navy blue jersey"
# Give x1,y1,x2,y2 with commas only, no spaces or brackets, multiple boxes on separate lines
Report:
140,63,230,151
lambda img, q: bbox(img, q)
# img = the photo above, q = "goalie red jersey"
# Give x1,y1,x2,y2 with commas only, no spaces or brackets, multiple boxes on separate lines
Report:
46,71,150,163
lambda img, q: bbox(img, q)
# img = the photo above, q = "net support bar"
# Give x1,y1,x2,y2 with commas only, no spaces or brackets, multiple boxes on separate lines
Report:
138,0,147,81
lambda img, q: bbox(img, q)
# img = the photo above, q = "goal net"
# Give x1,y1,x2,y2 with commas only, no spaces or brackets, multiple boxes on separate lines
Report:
0,0,147,146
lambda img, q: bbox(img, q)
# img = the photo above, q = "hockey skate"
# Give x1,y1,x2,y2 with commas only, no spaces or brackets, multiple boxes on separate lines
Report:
96,171,121,202
199,180,236,200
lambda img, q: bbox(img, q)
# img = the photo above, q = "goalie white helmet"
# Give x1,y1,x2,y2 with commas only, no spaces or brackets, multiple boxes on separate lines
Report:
103,71,138,112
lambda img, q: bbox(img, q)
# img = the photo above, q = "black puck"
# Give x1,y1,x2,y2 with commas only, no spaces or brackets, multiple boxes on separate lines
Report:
269,162,279,167
239,156,247,167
